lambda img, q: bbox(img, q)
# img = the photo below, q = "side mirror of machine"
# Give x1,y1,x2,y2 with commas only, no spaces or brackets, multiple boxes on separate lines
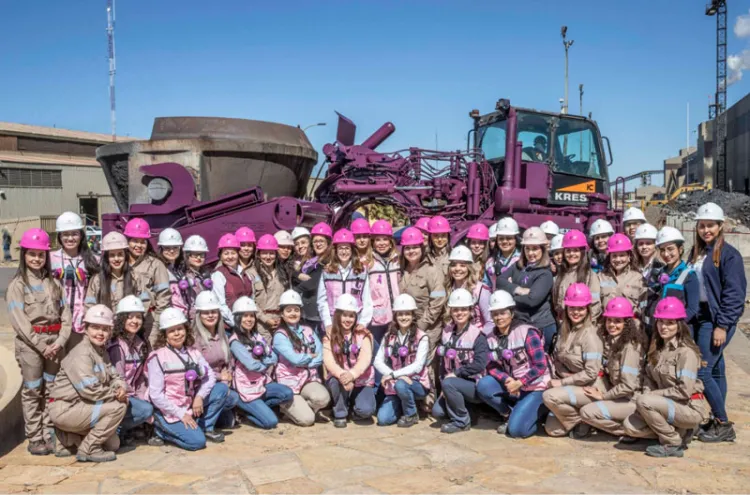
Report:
602,136,614,167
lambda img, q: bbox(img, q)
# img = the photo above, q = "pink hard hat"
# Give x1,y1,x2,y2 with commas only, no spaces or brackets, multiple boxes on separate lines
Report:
257,234,279,251
123,218,151,239
218,233,241,250
333,228,355,245
564,283,593,307
653,297,687,320
466,223,489,241
350,218,371,236
607,233,633,254
428,216,451,234
235,227,256,244
562,229,588,250
602,297,634,319
415,217,431,232
400,227,425,246
370,220,393,236
19,228,50,251
311,222,333,239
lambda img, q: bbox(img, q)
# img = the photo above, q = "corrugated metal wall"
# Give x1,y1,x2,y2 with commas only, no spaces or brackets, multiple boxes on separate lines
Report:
725,93,750,194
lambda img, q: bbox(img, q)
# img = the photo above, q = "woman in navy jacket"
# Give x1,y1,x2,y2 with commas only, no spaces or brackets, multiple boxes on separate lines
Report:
689,202,747,443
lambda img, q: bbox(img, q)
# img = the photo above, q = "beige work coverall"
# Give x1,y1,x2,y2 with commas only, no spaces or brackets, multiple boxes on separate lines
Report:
554,269,602,323
428,250,450,279
7,270,71,443
597,268,646,313
130,255,170,345
623,341,710,446
247,267,286,342
85,273,131,313
49,337,127,456
543,322,605,436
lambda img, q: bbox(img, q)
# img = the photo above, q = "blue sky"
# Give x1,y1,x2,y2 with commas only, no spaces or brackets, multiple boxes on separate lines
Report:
2,1,749,187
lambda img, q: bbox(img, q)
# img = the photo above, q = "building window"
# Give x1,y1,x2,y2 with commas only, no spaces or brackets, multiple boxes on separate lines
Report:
0,168,62,188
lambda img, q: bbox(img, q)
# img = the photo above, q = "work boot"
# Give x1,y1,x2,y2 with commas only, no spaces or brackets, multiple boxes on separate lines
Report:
569,423,592,440
27,440,52,456
496,422,509,435
55,444,76,458
315,409,333,423
617,436,639,445
697,420,736,443
397,414,419,428
645,444,684,458
119,433,136,447
440,422,470,434
204,430,225,443
333,419,347,429
147,435,165,447
76,447,116,463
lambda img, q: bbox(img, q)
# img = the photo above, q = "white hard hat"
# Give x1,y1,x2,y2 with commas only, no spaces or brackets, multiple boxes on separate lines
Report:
159,307,188,330
634,223,658,241
55,212,84,233
489,290,516,312
488,223,498,239
279,290,303,307
589,219,615,238
495,217,520,236
449,245,474,263
549,234,564,252
232,296,258,314
447,288,474,308
694,202,725,222
194,291,221,311
291,227,311,241
655,226,685,246
183,235,209,253
334,293,359,313
116,295,146,314
623,207,647,224
158,228,183,247
539,221,560,236
274,230,294,247
392,294,418,312
521,227,548,245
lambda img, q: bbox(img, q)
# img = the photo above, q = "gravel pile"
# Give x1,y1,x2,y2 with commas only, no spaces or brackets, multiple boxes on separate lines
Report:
667,189,750,226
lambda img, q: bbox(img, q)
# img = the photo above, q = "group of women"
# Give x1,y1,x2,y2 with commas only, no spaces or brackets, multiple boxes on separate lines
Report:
7,201,745,462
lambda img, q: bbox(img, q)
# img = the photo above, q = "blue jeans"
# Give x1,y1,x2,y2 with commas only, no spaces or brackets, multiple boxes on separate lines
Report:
369,324,389,387
217,387,241,428
540,323,557,354
120,397,154,433
693,313,735,422
377,379,427,425
154,382,229,451
431,376,480,428
476,375,546,438
235,383,294,429
326,377,377,420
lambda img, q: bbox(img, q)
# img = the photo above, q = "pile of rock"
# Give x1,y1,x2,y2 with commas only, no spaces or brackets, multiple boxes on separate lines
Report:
665,189,750,230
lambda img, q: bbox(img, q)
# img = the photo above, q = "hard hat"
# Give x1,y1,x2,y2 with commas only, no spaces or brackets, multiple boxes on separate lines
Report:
19,228,50,251
332,228,355,245
589,219,614,238
495,217,520,236
488,290,516,312
291,227,311,240
159,307,188,330
55,212,84,233
83,304,114,327
274,231,294,247
623,207,647,224
116,295,146,314
549,234,564,252
123,218,151,239
257,234,279,251
183,235,209,253
607,233,633,254
158,228,183,247
415,217,431,233
449,245,474,263
232,296,258,314
428,216,451,235
653,296,687,320
102,231,128,252
539,220,560,236
562,229,588,250
694,202,724,222
448,288,474,308
350,218,371,236
400,227,425,247
655,226,685,247
235,227,256,244
194,291,221,311
218,233,241,250
334,293,359,313
311,223,333,238
392,294,418,312
489,223,498,239
279,290,303,307
370,220,393,236
466,223,489,241
634,224,658,241
564,283,592,307
602,297,634,319
521,227,548,246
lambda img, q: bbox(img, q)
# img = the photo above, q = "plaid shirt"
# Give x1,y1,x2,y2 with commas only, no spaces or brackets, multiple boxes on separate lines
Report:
487,327,547,386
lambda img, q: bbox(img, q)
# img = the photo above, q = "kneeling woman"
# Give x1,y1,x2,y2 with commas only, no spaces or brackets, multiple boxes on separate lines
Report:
148,308,229,450
476,291,551,438
622,297,710,458
432,288,489,434
229,297,293,429
273,290,330,426
49,305,127,462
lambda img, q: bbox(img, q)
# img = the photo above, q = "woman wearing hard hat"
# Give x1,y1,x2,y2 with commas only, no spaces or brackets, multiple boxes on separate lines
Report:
157,228,188,316
540,220,560,241
7,228,71,456
292,223,332,335
48,305,127,462
177,235,213,322
633,224,662,280
491,218,522,284
597,233,645,312
446,246,493,335
622,298,710,458
688,202,747,443
549,234,564,276
432,288,489,434
476,290,552,438
552,230,602,323
235,227,257,272
465,223,491,283
274,230,296,278
85,232,138,314
588,219,614,274
211,233,254,330
622,207,647,241
427,216,452,277
247,234,291,341
351,218,373,267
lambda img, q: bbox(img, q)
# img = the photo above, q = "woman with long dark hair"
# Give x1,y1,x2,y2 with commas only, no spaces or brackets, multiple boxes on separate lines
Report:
552,230,602,323
291,223,331,334
157,228,187,315
597,233,645,310
178,235,213,322
211,233,253,329
427,216,452,277
247,234,290,340
85,232,137,313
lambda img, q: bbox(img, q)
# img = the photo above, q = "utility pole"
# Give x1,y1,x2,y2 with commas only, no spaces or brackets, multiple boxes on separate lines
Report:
106,0,116,141
561,26,574,114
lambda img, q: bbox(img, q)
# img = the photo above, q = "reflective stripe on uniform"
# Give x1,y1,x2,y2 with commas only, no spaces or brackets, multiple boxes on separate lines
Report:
676,369,697,380
73,377,99,391
90,400,103,428
153,283,169,292
665,398,675,424
565,386,577,406
24,378,43,389
93,363,105,373
595,401,612,420
8,301,24,311
583,352,602,361
43,372,56,383
429,290,446,298
621,365,639,376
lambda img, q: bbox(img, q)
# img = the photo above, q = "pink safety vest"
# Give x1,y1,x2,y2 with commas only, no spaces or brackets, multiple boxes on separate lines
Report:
148,346,208,423
229,333,271,402
440,323,486,382
369,255,400,326
382,330,431,395
50,249,93,333
335,332,375,388
107,336,149,400
322,268,366,320
274,326,321,394
486,324,551,391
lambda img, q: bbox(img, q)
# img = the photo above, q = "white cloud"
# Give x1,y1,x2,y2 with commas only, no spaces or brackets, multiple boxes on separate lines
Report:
735,9,750,38
728,50,750,86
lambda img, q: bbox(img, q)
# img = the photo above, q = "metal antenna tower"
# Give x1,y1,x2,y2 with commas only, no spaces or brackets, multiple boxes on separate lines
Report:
706,0,727,190
107,0,117,141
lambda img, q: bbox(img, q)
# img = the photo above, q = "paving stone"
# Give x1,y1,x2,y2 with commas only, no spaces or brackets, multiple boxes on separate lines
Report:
133,483,195,494
189,470,254,495
296,445,384,474
240,453,306,486
256,476,324,494
117,469,205,486
307,464,402,489
411,438,486,466
323,483,385,494
99,477,152,494
0,465,75,486
38,480,101,494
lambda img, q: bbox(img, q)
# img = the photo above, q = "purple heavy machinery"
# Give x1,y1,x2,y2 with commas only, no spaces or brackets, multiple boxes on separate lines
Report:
99,99,621,261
